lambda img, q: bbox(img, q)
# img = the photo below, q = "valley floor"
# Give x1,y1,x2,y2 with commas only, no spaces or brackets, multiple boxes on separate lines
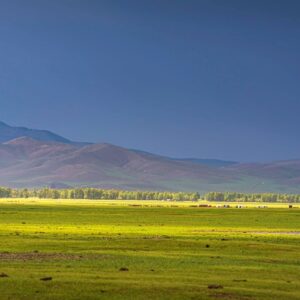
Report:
0,199,299,300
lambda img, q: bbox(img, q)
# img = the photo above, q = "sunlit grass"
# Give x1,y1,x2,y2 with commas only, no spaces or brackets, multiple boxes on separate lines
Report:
0,199,299,299
0,197,296,208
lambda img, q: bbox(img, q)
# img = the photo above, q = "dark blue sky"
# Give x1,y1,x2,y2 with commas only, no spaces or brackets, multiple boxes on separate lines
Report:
1,0,300,162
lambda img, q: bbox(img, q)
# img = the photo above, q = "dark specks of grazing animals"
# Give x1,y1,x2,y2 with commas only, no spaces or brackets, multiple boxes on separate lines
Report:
208,284,223,289
233,279,247,282
0,273,9,278
40,277,52,281
206,244,210,248
119,267,129,272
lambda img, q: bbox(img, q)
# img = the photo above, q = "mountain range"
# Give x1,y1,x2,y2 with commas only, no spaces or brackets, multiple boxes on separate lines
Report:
1,121,300,193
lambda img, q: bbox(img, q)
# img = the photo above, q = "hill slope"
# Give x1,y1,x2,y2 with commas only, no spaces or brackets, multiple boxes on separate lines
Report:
1,122,300,193
0,136,299,193
0,137,237,190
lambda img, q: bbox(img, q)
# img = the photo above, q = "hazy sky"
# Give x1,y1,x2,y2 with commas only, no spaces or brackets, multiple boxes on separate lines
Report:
1,0,300,161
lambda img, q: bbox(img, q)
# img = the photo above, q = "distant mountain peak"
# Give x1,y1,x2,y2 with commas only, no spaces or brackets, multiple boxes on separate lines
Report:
0,121,72,144
0,121,9,127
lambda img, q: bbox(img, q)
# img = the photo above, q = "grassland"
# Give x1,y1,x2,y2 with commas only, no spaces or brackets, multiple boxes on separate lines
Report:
0,198,299,300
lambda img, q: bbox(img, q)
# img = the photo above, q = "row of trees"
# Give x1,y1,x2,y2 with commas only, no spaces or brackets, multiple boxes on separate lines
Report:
205,192,300,203
1,187,300,202
0,187,200,201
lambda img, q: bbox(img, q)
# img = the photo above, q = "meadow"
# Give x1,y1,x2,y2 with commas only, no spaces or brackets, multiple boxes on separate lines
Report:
0,198,299,300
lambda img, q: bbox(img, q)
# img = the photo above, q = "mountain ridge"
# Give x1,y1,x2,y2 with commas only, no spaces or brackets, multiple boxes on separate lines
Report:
1,121,300,193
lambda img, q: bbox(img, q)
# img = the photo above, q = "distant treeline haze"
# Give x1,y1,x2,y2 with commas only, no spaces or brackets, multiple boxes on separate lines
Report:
205,192,300,203
0,187,200,201
0,187,300,202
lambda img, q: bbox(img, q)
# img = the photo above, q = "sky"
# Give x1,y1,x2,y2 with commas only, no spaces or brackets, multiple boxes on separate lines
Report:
0,0,300,162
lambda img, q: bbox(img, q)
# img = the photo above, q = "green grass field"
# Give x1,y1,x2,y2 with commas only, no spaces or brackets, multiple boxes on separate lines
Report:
0,199,299,300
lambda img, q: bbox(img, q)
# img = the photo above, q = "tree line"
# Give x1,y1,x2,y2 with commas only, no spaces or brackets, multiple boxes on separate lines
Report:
0,187,200,201
205,192,300,203
1,187,300,202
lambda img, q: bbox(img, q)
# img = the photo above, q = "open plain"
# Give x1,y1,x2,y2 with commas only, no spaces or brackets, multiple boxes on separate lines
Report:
0,199,299,300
